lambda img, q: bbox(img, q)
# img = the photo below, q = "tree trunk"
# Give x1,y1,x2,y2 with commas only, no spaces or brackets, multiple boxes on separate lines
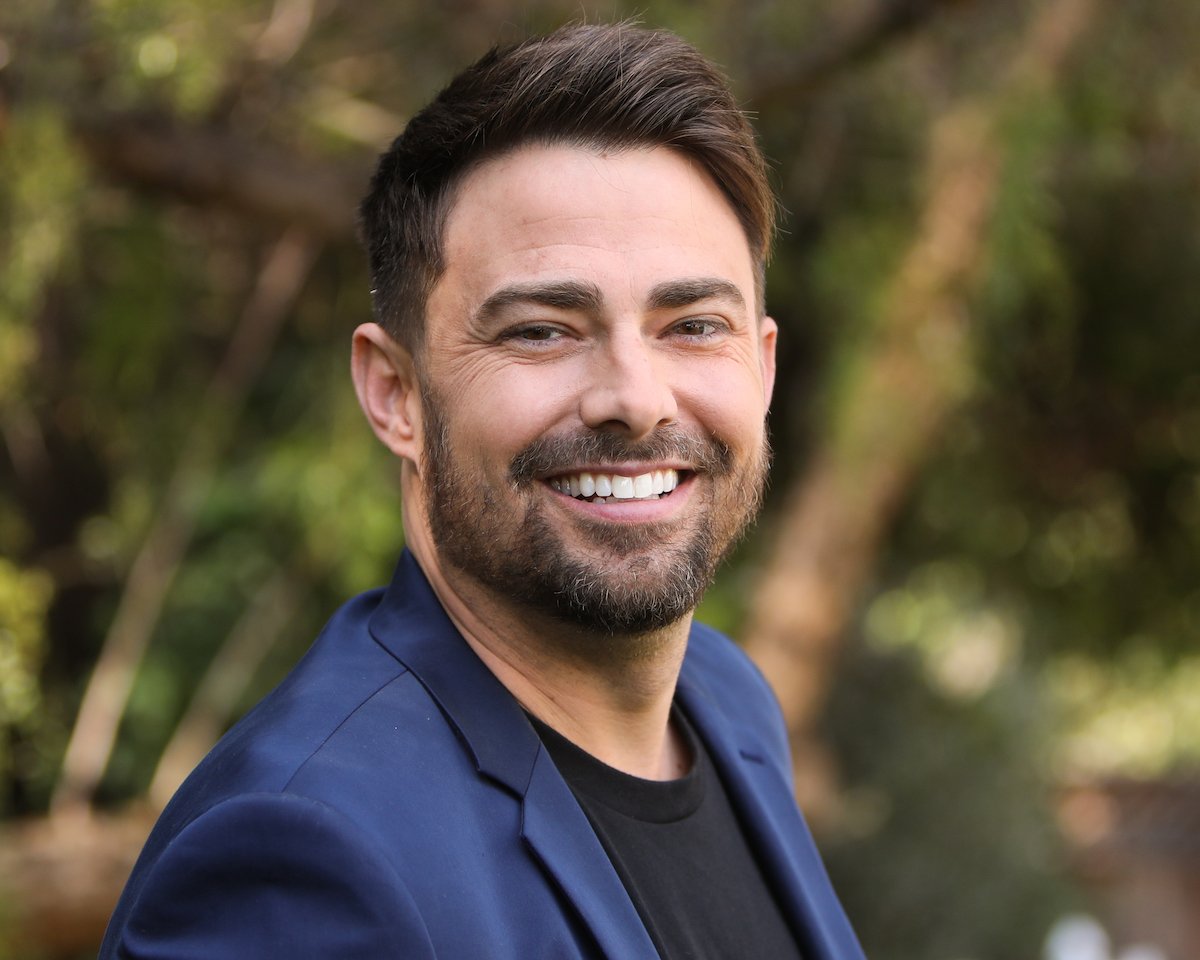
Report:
742,0,1098,826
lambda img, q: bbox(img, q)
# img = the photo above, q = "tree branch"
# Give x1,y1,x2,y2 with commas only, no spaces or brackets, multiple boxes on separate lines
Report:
748,0,978,108
73,110,366,240
51,229,321,816
148,569,300,808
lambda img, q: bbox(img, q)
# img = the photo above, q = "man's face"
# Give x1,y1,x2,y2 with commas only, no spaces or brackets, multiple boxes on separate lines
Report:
414,145,776,634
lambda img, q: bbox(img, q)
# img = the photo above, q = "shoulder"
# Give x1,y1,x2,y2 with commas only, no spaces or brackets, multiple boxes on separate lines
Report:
170,587,412,800
138,579,483,842
102,585,473,956
103,793,435,959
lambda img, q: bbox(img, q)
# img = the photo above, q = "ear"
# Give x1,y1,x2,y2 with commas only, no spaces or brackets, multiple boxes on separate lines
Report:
758,315,778,409
351,322,423,465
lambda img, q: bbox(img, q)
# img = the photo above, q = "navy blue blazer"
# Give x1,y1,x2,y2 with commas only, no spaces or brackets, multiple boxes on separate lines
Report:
100,551,864,959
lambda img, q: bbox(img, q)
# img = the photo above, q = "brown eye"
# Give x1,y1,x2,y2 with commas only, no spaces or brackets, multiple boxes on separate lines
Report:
674,318,720,337
508,325,564,342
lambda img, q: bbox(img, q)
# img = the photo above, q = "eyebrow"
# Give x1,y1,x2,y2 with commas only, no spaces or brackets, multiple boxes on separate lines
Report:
475,280,604,325
473,275,747,326
646,278,746,312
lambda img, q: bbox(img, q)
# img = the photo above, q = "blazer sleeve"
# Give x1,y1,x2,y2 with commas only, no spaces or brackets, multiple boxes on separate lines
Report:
111,792,436,960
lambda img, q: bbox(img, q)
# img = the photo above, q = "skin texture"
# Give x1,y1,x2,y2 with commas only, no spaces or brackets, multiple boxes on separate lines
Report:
352,145,776,779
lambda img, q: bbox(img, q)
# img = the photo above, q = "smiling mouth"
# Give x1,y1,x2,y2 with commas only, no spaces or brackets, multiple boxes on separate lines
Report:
547,468,682,503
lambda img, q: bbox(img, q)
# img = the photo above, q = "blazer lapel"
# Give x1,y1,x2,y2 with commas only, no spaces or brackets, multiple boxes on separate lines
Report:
522,748,660,960
368,552,656,959
677,671,866,960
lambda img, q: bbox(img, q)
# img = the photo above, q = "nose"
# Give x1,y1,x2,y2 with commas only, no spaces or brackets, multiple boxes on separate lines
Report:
578,333,678,439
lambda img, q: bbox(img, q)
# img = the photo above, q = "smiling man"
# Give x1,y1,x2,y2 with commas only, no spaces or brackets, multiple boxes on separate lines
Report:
100,24,864,960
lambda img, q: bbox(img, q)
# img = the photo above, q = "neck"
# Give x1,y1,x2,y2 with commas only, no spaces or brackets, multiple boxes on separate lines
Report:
403,502,692,780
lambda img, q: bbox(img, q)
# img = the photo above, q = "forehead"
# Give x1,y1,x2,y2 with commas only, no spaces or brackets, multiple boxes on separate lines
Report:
433,145,757,311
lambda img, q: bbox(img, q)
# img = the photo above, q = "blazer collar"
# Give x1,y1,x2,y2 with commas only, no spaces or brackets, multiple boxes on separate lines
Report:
366,550,541,796
677,660,865,960
367,552,659,959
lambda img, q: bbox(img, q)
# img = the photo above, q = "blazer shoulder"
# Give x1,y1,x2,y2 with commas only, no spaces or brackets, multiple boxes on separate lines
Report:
186,588,409,793
104,792,436,959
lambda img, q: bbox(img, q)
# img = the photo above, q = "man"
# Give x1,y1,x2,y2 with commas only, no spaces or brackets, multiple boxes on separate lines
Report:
100,23,864,960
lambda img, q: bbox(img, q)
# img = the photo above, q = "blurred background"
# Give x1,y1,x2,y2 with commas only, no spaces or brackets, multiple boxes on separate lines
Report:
2,0,1199,957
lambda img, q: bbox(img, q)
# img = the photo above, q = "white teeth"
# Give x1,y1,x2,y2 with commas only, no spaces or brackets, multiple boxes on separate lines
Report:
612,475,635,500
549,468,681,502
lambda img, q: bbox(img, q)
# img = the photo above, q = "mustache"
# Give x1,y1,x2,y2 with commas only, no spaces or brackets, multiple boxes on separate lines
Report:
509,426,732,484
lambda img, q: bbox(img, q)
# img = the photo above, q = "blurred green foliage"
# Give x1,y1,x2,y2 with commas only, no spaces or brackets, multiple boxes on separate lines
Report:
0,560,53,770
3,1,1200,957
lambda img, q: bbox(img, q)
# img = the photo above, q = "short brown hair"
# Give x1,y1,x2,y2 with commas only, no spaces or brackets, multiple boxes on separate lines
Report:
359,22,775,351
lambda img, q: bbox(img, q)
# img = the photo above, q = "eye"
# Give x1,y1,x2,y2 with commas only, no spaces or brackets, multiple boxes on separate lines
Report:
671,317,723,338
505,324,566,343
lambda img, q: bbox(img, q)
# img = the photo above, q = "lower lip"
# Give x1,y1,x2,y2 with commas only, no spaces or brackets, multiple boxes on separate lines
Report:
543,474,696,522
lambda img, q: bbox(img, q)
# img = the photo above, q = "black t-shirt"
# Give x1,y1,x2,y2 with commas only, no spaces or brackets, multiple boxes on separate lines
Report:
530,708,805,960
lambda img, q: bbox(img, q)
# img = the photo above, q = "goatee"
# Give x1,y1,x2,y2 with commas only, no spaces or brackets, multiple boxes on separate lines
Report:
421,383,770,635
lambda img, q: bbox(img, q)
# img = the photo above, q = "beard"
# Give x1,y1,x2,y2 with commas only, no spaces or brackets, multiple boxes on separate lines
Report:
420,384,770,636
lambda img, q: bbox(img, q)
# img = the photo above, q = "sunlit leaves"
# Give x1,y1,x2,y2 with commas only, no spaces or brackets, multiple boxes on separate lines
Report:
0,560,54,798
1048,651,1200,776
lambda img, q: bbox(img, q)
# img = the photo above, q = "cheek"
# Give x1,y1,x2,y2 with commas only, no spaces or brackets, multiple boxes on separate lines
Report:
450,366,579,462
676,366,768,445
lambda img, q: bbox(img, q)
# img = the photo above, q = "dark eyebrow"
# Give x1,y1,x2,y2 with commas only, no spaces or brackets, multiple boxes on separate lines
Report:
475,280,604,324
646,278,746,312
